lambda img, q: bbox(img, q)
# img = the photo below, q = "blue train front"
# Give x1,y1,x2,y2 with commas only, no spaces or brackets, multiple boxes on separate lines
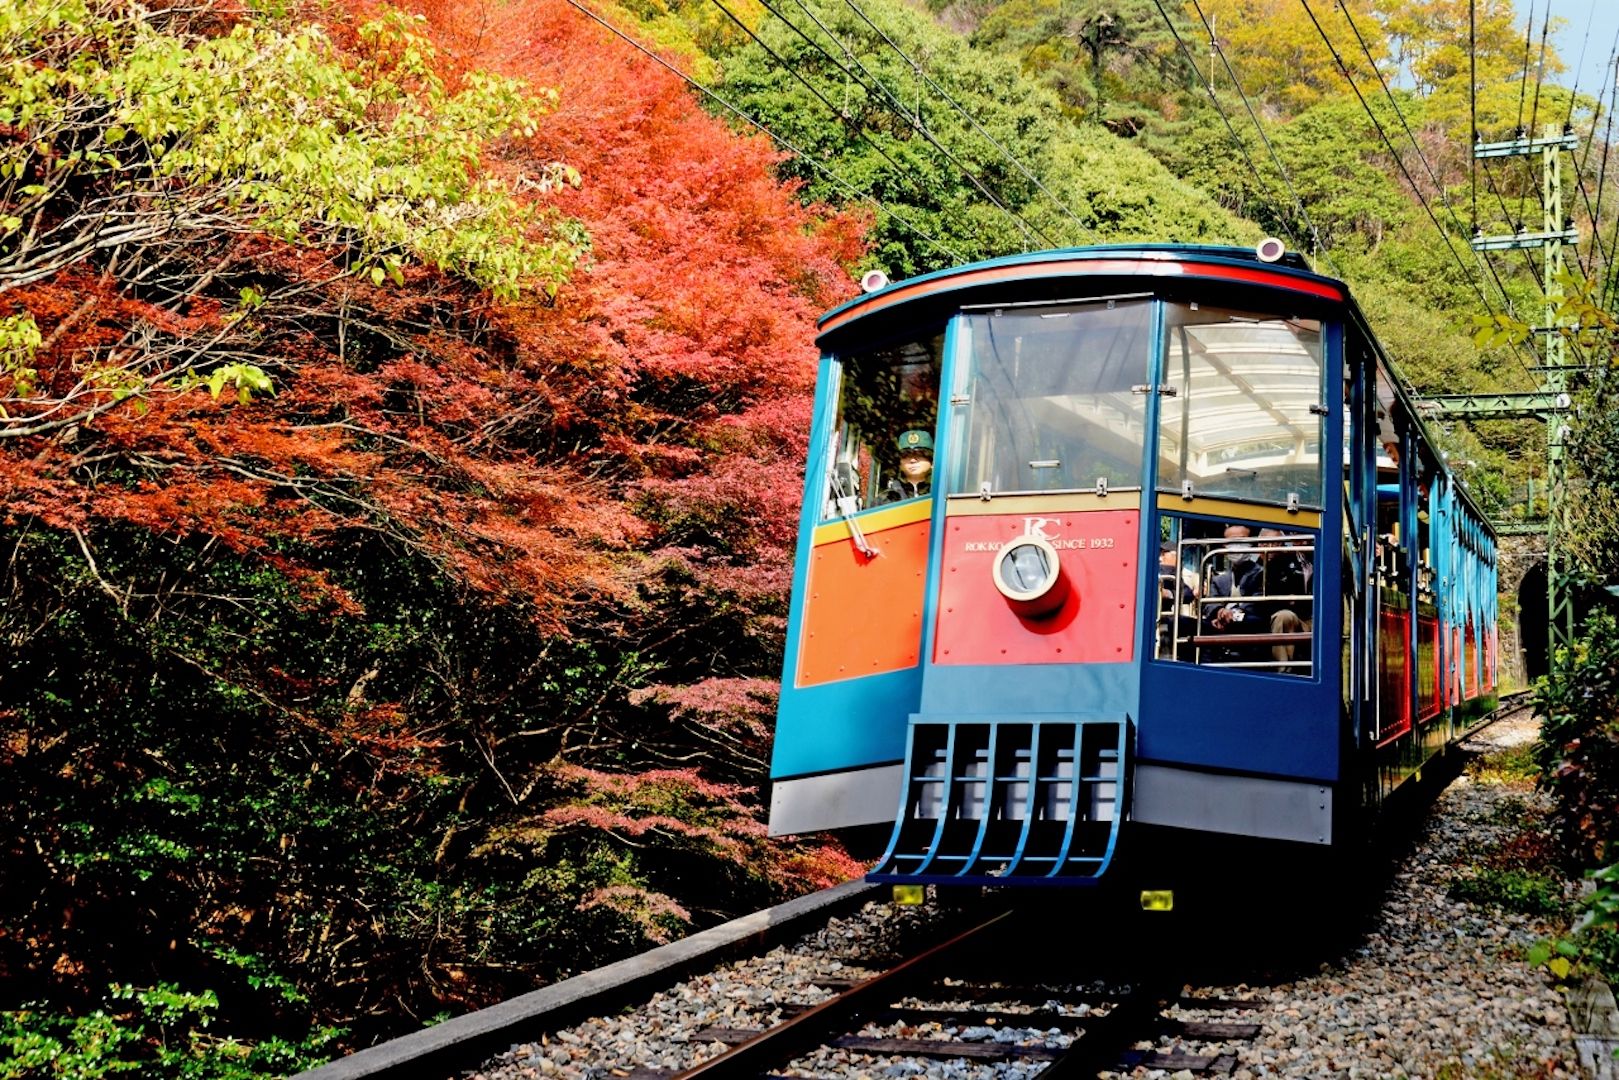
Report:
769,244,1499,889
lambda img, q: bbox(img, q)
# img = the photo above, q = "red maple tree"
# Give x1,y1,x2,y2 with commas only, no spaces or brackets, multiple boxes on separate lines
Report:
0,0,863,1046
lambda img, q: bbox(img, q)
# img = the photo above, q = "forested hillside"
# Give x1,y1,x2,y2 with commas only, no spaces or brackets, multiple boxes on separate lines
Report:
681,0,1595,512
1,0,1609,1074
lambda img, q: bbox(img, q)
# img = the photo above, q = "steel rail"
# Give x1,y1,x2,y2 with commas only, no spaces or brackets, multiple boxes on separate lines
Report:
1033,982,1170,1078
671,909,1015,1079
291,880,879,1080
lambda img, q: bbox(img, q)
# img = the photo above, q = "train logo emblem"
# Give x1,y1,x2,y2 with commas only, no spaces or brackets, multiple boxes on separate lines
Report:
1023,517,1058,541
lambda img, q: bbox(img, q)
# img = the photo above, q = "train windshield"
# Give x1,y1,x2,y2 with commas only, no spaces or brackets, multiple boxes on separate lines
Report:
1158,306,1324,507
948,300,1153,496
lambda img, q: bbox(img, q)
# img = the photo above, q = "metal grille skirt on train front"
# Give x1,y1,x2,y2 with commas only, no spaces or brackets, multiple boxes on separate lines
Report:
868,716,1130,886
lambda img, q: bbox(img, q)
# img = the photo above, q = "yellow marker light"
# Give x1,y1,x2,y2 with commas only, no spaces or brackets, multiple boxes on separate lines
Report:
1139,890,1174,912
892,885,925,906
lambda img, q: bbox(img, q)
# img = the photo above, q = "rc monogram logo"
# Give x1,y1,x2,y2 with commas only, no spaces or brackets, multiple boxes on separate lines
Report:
1023,517,1058,541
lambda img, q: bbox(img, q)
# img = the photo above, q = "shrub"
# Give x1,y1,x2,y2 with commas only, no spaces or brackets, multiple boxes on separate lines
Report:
1,982,342,1080
1531,611,1619,866
1448,868,1566,918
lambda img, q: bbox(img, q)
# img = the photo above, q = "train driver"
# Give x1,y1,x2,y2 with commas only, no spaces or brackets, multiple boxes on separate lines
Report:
884,429,933,502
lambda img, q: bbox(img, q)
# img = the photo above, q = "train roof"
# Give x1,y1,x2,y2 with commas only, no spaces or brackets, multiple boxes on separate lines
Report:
817,244,1346,344
817,243,1498,546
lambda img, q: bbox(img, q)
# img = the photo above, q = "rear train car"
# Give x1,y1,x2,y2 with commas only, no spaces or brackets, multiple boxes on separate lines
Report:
767,244,1498,890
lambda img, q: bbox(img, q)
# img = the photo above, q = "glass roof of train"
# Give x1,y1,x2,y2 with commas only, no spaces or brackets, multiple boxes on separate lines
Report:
1161,317,1322,468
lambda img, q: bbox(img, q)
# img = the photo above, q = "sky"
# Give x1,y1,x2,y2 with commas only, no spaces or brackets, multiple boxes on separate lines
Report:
1548,0,1619,105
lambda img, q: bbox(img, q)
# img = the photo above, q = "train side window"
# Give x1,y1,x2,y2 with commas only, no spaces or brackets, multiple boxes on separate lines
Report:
1159,306,1324,508
1157,515,1316,677
819,333,944,521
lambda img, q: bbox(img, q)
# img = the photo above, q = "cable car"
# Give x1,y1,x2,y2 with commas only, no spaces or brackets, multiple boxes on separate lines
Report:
768,244,1499,890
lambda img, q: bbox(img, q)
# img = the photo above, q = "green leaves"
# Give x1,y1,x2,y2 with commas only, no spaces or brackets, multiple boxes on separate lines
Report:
1471,311,1529,351
709,0,1248,276
1,981,342,1079
201,363,274,405
0,2,589,301
0,312,41,404
1527,617,1619,986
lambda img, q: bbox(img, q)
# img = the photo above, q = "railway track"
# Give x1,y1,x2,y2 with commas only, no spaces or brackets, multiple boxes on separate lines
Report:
299,693,1539,1080
628,907,1263,1079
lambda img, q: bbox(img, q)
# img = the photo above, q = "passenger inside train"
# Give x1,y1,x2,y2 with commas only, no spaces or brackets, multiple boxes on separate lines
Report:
1156,517,1315,675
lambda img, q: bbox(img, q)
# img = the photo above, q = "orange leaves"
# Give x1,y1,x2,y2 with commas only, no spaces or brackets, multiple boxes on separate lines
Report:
766,841,868,891
577,885,691,943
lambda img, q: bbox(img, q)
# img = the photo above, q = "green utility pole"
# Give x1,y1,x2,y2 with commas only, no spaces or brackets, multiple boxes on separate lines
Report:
1539,128,1577,656
1424,126,1580,657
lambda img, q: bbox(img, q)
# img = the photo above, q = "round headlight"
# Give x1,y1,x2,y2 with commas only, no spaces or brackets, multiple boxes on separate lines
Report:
991,536,1069,618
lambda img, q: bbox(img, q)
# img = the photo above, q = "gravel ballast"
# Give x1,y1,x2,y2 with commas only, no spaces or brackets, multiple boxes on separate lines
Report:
1157,710,1579,1080
464,709,1586,1079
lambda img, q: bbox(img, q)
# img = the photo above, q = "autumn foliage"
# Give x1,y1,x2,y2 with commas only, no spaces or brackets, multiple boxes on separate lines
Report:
0,0,862,1064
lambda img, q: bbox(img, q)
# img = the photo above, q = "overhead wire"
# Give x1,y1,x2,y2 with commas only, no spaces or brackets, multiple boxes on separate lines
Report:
1594,52,1619,308
822,0,1102,243
1564,12,1610,283
1460,0,1564,359
557,0,969,264
1518,13,1552,252
1296,0,1541,385
1466,7,1595,375
1334,0,1563,375
1526,14,1552,141
1562,0,1595,133
1470,0,1478,228
744,0,1058,251
1148,0,1313,264
1333,0,1503,280
1471,128,1597,373
1471,155,1600,385
1509,8,1596,367
702,0,973,222
1576,30,1619,288
1515,0,1536,136
1465,158,1552,355
1185,0,1336,275
1497,0,1538,297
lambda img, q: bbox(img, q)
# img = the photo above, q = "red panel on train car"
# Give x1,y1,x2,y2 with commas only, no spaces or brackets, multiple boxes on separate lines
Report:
1450,625,1463,707
1464,619,1479,699
932,511,1138,666
1417,614,1440,722
1377,609,1412,744
797,519,930,688
1485,630,1497,690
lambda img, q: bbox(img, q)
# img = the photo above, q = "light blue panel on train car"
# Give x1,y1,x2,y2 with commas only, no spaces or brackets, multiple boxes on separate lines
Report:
773,669,921,777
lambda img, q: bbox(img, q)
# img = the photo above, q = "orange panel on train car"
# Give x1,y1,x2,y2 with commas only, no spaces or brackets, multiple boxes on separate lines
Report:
797,519,931,687
933,511,1138,666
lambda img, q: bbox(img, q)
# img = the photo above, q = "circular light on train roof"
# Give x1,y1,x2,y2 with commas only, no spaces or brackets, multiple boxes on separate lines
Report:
991,535,1069,618
1256,237,1287,263
860,269,890,293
